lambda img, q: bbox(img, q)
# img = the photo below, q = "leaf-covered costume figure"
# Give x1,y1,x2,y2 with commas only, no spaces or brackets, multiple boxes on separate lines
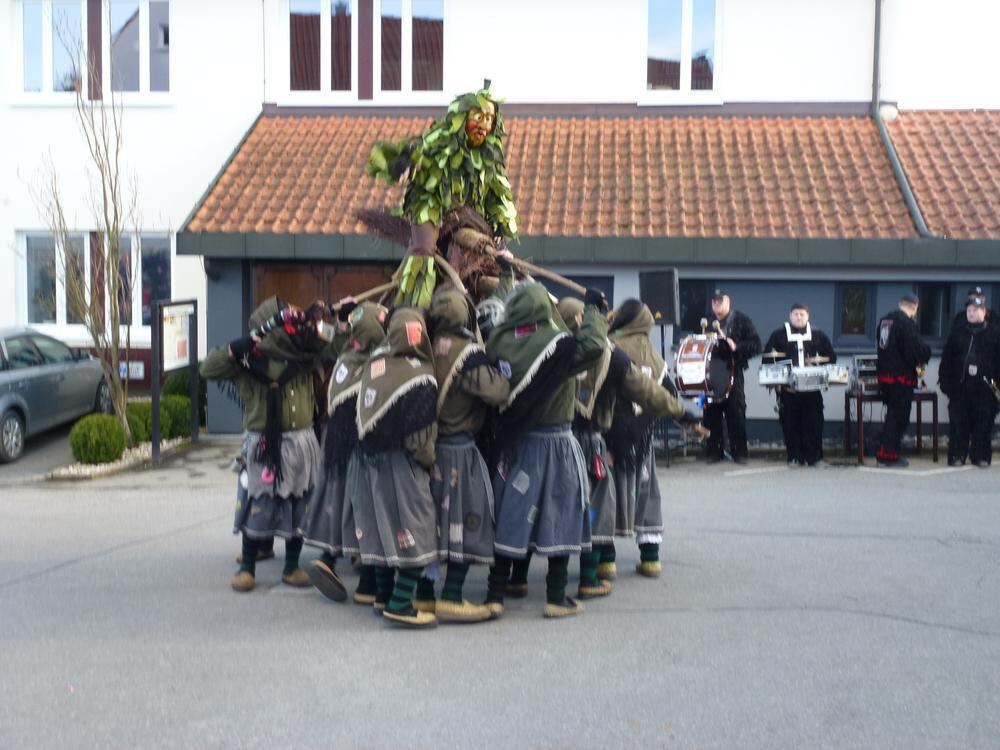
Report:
366,83,518,307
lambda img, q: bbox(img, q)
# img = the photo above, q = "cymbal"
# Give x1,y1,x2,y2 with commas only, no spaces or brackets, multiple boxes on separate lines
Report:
761,349,787,359
805,355,831,364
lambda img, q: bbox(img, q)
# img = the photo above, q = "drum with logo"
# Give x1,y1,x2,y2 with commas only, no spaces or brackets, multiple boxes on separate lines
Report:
675,335,734,403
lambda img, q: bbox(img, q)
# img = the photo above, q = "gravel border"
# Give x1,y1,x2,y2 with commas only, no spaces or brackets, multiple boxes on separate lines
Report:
48,438,193,481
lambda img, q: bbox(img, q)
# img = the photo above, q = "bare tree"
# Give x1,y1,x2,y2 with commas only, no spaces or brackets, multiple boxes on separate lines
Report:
34,15,141,443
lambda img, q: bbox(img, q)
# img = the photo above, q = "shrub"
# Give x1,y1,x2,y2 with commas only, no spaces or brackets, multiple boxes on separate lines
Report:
162,366,207,426
161,395,191,439
70,414,126,465
125,402,174,444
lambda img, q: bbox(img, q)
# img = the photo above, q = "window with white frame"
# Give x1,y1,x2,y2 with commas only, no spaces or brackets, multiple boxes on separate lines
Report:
23,232,171,329
109,0,170,93
25,233,87,325
21,0,84,94
377,0,443,93
646,0,717,92
290,0,353,92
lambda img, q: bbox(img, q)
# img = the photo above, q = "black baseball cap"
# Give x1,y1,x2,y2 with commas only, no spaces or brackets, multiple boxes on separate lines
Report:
790,302,809,312
901,292,919,305
711,288,728,300
967,295,986,308
967,285,987,298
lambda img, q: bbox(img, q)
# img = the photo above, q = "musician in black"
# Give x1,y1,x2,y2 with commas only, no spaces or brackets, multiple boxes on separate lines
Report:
875,293,931,468
763,303,837,467
950,286,998,334
704,289,761,464
939,294,1000,467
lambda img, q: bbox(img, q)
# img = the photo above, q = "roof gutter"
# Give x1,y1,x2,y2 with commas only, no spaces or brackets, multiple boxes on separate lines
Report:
871,0,936,238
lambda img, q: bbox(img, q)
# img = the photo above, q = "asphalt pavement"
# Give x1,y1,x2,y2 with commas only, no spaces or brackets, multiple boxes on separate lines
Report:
1,444,998,749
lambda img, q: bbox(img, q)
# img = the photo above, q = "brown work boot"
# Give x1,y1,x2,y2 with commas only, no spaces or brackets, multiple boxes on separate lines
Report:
231,571,255,593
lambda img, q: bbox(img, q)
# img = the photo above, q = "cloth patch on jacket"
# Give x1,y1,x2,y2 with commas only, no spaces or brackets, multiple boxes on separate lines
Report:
406,321,423,346
396,528,416,550
449,523,464,544
515,323,538,338
512,470,530,494
435,337,453,356
370,359,386,378
364,387,377,408
334,363,349,383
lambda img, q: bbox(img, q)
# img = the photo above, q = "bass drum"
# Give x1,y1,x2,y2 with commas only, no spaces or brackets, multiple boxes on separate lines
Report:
675,335,734,403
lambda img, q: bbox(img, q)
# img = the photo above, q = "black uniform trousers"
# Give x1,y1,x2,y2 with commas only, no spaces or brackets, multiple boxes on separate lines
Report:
778,390,824,465
877,383,913,462
705,371,748,460
947,384,995,465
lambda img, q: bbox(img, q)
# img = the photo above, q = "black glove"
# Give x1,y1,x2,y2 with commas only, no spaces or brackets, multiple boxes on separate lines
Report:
337,301,358,323
228,337,256,360
584,287,609,314
496,254,513,273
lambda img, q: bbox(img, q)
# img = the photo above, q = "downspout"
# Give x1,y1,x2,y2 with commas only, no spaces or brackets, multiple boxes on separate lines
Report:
871,0,936,238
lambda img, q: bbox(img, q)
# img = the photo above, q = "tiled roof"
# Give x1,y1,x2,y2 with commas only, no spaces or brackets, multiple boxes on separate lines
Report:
185,114,917,239
888,110,1000,239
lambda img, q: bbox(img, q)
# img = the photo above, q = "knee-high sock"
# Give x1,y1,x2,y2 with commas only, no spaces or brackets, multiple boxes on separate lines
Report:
416,575,436,602
283,537,303,575
510,552,532,585
388,567,424,614
639,542,659,563
357,565,377,596
374,567,395,605
441,562,470,603
596,542,616,564
487,556,513,604
546,556,570,604
579,550,600,586
239,534,259,574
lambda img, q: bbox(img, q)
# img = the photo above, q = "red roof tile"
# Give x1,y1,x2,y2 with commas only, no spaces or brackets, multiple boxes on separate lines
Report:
186,114,917,239
888,110,1000,239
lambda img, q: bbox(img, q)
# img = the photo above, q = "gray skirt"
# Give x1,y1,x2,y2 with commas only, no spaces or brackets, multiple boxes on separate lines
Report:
432,432,495,565
299,451,359,557
347,450,438,569
493,424,591,559
233,428,321,540
613,442,663,539
575,429,617,545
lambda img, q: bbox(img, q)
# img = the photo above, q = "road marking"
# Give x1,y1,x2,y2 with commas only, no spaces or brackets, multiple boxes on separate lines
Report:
858,465,973,477
724,466,789,478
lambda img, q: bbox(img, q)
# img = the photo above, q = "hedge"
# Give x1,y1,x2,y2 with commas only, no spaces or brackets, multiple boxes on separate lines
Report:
70,414,126,465
163,367,207,426
125,402,173,444
160,395,191,439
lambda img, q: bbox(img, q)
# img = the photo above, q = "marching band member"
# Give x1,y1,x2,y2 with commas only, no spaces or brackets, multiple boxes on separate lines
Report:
762,304,836,467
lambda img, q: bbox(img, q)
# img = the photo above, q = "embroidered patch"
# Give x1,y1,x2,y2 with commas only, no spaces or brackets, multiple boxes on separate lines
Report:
449,523,464,544
450,467,459,488
334,363,349,383
370,359,386,378
355,528,363,540
250,505,262,516
641,365,653,378
350,306,364,324
435,337,453,356
406,321,424,346
239,469,248,490
579,389,590,401
396,528,416,550
527,505,538,524
498,360,512,379
512,470,530,494
514,323,538,338
441,494,450,512
879,319,893,350
464,512,481,532
363,387,377,408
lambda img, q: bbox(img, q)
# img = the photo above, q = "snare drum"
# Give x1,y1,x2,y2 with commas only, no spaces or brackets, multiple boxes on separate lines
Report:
789,366,829,392
825,364,850,385
675,335,734,403
758,361,792,387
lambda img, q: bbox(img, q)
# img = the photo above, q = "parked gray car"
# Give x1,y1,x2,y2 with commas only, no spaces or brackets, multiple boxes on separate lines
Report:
0,327,110,462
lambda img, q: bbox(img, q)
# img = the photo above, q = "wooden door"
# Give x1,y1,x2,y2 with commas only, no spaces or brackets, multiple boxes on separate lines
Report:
253,263,397,310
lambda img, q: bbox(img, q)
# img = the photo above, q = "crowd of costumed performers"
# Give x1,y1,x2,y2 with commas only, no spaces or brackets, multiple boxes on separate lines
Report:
201,83,709,628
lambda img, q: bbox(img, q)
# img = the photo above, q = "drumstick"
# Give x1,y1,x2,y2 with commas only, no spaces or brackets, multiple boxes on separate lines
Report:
329,281,397,312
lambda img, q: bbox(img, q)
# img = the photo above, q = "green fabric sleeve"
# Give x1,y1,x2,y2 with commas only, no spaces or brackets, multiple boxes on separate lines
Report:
567,305,609,377
620,364,685,419
200,346,241,381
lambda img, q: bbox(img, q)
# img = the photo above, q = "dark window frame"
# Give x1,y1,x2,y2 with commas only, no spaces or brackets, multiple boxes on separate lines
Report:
913,281,952,349
834,282,877,348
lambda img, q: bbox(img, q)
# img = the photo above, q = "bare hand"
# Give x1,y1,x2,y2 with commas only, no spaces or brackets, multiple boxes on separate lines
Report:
690,423,710,439
726,337,736,351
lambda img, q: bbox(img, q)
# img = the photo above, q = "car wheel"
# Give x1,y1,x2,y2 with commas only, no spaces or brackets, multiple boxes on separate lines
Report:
0,411,25,463
95,381,113,414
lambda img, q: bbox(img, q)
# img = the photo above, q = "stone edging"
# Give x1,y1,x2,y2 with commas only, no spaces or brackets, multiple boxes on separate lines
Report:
48,438,193,481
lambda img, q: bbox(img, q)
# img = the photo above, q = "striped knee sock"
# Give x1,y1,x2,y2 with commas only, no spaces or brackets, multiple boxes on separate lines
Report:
441,563,470,603
388,567,424,614
579,551,600,587
374,567,395,606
